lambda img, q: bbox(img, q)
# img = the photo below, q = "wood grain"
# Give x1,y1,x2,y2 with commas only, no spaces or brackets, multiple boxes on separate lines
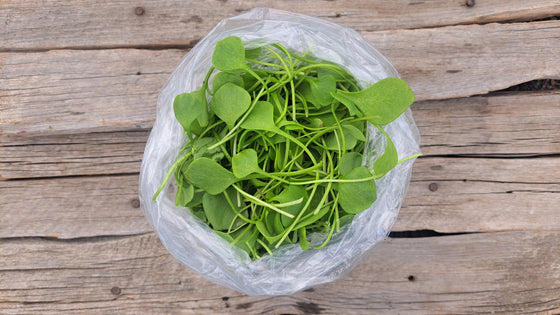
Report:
1,21,559,136
398,157,560,233
367,21,560,100
0,175,151,239
2,157,558,239
1,231,559,314
415,90,560,156
2,90,558,180
1,0,560,50
0,129,149,179
0,48,185,135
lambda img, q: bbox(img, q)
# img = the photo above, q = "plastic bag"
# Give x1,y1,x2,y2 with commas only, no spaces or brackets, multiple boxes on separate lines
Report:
139,8,421,296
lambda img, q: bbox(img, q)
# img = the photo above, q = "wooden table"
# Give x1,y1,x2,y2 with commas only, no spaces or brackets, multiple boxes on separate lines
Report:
1,1,559,314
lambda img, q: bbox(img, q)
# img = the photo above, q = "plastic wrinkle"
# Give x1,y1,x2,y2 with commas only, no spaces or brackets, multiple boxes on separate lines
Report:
139,8,421,296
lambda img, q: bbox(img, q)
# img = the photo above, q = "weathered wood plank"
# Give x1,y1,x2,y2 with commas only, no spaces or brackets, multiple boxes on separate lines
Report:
366,21,560,100
0,49,184,135
0,129,149,179
415,90,560,156
1,231,559,314
1,157,558,238
0,175,151,239
1,21,559,136
1,0,559,50
2,91,558,180
396,157,560,233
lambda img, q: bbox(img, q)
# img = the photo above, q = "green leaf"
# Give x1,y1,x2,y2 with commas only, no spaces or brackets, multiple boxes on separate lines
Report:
339,152,363,176
339,214,355,227
337,77,415,125
191,137,224,161
338,166,377,214
325,128,358,151
270,185,308,227
306,75,336,107
240,101,278,132
331,92,361,116
293,204,331,231
341,124,366,142
212,72,244,92
202,190,238,231
176,182,194,207
232,149,261,178
173,90,207,132
212,36,248,72
373,126,398,178
185,157,238,195
245,47,262,59
210,83,251,129
186,191,204,208
298,228,310,251
191,209,207,222
256,220,283,243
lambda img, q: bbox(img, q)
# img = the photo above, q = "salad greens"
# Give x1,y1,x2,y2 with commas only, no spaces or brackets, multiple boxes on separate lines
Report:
153,36,418,260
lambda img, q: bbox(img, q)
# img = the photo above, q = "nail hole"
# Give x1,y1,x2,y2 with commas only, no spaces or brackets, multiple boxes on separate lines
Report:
136,71,141,75
111,286,121,295
428,183,438,192
408,275,415,281
135,6,145,16
465,0,475,7
131,198,140,208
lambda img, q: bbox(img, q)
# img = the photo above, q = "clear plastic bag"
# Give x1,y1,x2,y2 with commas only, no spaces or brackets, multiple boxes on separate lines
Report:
139,8,421,296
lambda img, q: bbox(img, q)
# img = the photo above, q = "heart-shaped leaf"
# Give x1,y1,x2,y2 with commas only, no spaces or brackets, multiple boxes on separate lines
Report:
338,166,377,214
337,77,415,125
232,149,262,178
212,36,248,72
173,90,207,132
185,157,238,195
240,101,278,132
210,83,251,130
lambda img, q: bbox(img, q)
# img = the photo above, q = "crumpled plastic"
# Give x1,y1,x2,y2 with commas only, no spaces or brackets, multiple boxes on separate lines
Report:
139,8,421,296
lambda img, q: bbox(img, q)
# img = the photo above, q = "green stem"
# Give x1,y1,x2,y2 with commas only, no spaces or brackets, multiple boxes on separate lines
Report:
152,151,193,202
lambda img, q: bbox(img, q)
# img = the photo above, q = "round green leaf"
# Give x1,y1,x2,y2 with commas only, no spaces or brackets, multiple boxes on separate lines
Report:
210,83,251,130
212,36,248,72
173,90,206,132
338,166,377,214
232,149,262,178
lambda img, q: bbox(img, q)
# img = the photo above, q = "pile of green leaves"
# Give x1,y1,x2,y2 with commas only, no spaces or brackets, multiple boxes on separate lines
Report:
153,36,417,260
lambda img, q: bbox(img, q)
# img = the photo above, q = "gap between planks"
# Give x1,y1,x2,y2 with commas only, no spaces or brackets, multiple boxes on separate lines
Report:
0,231,559,314
1,21,559,136
1,0,560,50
